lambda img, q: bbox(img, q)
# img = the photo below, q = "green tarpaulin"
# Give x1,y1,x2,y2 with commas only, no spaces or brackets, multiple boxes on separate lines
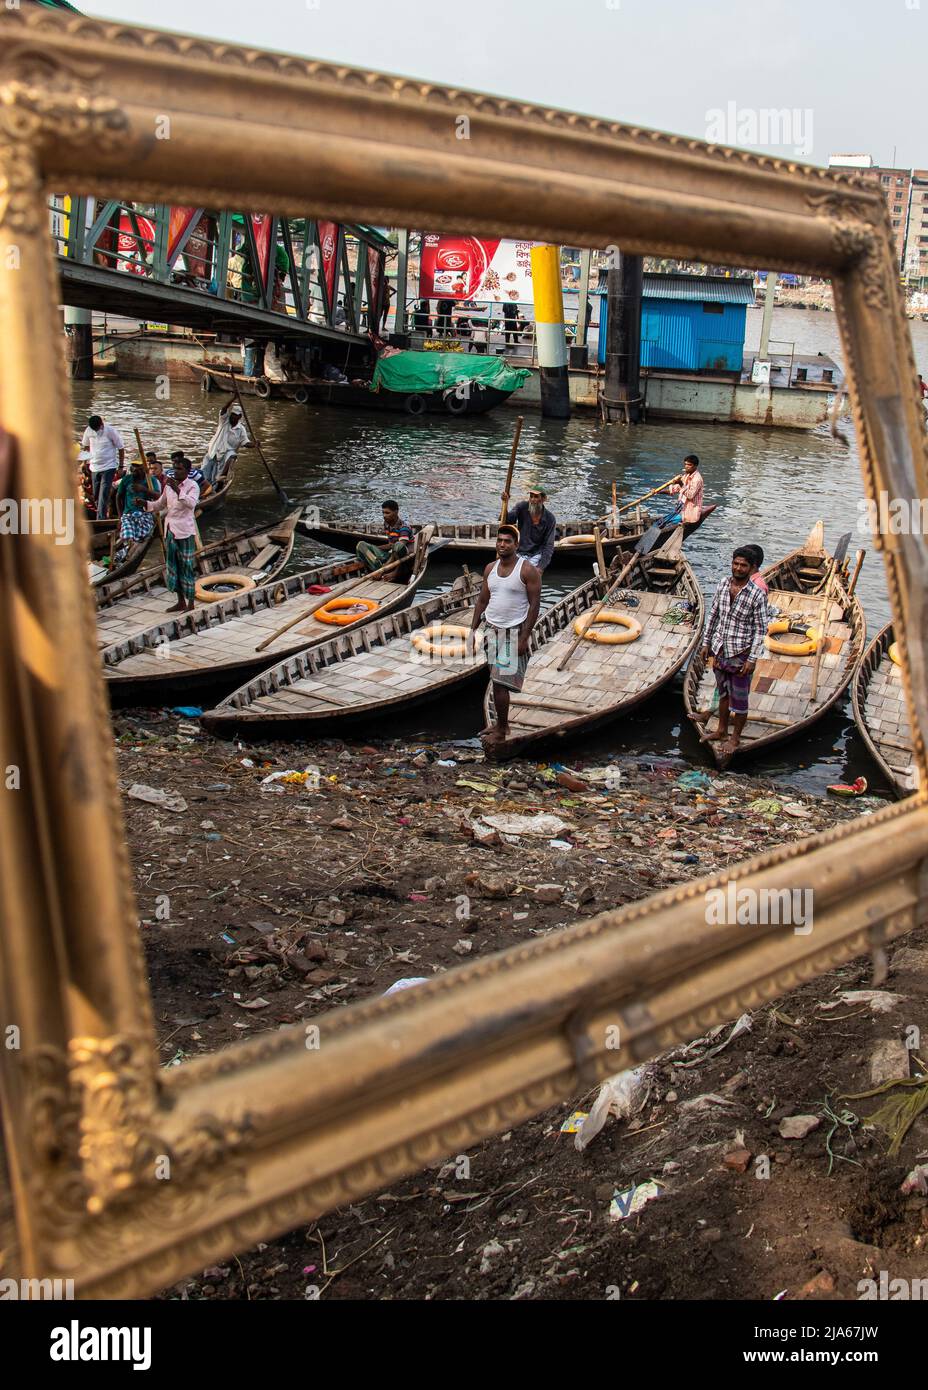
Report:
371,352,531,396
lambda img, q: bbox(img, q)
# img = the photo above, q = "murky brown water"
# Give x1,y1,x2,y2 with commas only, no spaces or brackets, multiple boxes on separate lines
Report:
73,308,928,794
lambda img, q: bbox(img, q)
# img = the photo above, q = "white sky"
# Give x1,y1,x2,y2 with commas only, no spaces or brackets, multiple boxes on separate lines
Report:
79,0,924,169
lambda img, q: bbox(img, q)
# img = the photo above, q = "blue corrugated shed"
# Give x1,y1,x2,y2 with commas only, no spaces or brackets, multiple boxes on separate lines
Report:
597,273,753,372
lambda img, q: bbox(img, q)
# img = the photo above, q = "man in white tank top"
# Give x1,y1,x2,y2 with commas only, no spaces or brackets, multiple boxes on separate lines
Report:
471,525,542,745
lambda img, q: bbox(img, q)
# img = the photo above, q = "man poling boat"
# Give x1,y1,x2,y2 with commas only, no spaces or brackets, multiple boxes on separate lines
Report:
201,402,249,486
664,453,705,526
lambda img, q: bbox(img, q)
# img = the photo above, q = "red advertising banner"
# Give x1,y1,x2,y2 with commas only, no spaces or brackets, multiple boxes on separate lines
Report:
318,220,339,313
250,214,273,288
116,212,155,276
167,206,199,263
419,235,543,302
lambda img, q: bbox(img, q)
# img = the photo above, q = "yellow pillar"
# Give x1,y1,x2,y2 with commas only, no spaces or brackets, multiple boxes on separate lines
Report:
530,244,571,419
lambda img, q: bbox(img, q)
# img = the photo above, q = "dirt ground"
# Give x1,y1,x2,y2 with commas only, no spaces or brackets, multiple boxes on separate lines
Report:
112,709,928,1301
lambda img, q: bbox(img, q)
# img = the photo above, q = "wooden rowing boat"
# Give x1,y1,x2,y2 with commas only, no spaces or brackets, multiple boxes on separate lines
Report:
89,527,157,587
102,525,436,700
191,362,307,401
201,571,485,735
298,505,716,570
852,624,917,796
88,457,237,555
95,510,302,650
683,522,867,766
482,528,704,759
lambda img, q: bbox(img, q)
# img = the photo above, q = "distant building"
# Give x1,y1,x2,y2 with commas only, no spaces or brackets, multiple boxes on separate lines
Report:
827,154,873,168
828,155,921,275
903,171,928,283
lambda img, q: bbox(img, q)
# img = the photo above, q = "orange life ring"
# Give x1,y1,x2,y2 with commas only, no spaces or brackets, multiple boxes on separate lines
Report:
315,596,380,626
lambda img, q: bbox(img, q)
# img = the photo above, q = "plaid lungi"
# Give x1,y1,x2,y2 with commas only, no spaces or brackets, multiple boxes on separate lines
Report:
166,532,196,602
118,510,155,543
712,651,753,716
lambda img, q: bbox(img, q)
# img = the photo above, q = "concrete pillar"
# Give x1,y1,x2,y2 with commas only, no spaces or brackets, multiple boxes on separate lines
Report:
394,229,409,338
758,271,776,359
65,306,94,380
602,252,642,423
530,243,570,420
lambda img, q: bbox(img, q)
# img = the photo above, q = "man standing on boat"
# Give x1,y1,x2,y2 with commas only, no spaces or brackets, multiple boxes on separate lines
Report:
146,457,200,613
356,500,415,573
697,546,769,759
667,454,704,526
472,525,542,747
80,414,125,519
503,486,557,572
201,403,249,485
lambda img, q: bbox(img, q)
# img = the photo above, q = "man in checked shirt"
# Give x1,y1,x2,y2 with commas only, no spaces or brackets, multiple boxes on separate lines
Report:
697,546,770,759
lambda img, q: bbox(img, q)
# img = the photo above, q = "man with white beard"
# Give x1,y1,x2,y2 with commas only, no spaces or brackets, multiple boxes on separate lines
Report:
502,486,557,572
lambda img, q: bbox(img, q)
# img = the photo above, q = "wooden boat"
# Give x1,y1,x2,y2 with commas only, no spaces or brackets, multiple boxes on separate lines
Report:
88,458,237,555
482,529,704,759
102,526,436,700
201,571,485,735
299,505,716,571
683,522,867,766
852,624,917,796
95,510,301,650
89,526,157,587
191,363,307,402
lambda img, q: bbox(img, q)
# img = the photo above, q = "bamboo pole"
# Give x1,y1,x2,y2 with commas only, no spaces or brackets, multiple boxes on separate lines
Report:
222,358,292,507
557,524,661,671
593,524,606,578
809,562,839,703
847,549,865,597
499,415,524,524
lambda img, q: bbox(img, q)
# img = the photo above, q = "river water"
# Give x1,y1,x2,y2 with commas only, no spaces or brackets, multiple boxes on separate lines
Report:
73,307,928,796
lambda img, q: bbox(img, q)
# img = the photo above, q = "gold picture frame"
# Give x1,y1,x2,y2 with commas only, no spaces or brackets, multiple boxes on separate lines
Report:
1,7,926,1299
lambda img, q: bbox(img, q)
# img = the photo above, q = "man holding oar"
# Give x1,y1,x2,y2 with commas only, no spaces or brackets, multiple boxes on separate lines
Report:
666,454,704,525
503,485,557,571
472,525,542,746
697,546,769,759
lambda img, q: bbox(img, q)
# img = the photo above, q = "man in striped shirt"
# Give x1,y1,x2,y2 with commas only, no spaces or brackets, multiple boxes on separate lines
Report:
697,546,769,758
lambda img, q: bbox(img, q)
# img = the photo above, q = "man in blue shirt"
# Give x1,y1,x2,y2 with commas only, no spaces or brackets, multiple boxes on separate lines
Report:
503,487,557,572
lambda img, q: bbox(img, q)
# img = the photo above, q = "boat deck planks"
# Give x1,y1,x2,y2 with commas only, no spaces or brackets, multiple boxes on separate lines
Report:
853,624,916,796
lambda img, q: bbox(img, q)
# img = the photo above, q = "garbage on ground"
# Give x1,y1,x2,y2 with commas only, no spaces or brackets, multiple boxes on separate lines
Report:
609,1179,663,1221
170,706,203,717
826,776,868,797
673,1013,752,1069
559,1110,589,1134
479,812,572,838
127,783,187,812
818,990,903,1015
383,977,430,996
575,1066,650,1152
900,1163,928,1195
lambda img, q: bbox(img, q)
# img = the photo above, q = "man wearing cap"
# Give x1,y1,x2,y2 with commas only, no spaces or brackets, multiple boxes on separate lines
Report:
472,524,542,747
502,486,557,572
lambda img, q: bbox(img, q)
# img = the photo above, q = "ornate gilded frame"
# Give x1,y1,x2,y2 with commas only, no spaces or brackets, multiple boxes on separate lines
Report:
1,8,926,1299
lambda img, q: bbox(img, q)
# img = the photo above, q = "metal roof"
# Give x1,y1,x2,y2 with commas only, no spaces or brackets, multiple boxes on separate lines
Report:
642,274,755,304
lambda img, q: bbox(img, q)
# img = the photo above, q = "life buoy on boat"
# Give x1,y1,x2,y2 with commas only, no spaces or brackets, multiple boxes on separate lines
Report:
253,377,272,399
765,619,819,656
559,534,597,546
194,572,256,603
293,385,309,405
572,610,642,644
410,623,472,657
404,393,427,416
889,641,901,665
315,596,380,626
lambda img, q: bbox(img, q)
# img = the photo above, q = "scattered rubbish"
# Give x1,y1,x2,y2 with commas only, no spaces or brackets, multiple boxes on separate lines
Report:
456,778,499,794
575,1067,650,1152
235,997,271,1010
170,706,203,717
781,802,812,819
900,1163,928,1195
559,1111,589,1134
548,839,572,850
435,759,457,767
748,798,781,819
480,812,572,838
680,1093,740,1113
240,757,255,768
826,776,868,797
206,783,231,792
778,1114,821,1140
127,783,187,812
453,939,473,955
673,1014,752,1069
819,990,903,1015
383,977,430,996
609,1179,663,1221
677,770,713,792
220,932,236,945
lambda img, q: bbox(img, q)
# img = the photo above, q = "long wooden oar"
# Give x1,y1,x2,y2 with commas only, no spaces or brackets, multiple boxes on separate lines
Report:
557,522,663,671
809,531,851,702
222,359,292,508
134,426,167,562
592,473,679,525
847,548,865,597
499,415,524,524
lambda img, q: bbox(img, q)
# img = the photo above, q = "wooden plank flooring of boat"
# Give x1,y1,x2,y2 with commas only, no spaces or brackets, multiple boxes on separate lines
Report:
853,625,916,796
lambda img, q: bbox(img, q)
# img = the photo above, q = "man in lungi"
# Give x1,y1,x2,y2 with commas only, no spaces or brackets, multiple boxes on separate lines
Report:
356,500,415,573
697,545,769,759
113,463,159,565
471,524,542,746
147,456,200,612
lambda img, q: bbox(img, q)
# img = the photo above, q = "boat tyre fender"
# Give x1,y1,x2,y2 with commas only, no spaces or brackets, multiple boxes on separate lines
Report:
444,392,469,415
889,641,901,665
254,377,272,399
410,623,472,658
315,596,380,626
765,618,819,656
573,610,642,644
404,393,427,416
194,572,256,604
293,385,309,405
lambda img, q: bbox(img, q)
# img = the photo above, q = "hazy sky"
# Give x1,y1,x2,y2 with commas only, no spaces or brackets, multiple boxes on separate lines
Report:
80,0,923,169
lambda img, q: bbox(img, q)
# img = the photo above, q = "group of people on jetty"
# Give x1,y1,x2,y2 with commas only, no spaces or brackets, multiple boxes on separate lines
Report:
79,404,251,605
352,455,769,759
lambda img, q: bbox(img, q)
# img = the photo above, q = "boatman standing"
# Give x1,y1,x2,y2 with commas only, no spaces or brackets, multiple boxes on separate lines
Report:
201,403,250,485
667,454,704,526
146,457,200,613
697,546,769,759
503,486,557,572
472,524,542,747
80,414,125,519
356,500,415,573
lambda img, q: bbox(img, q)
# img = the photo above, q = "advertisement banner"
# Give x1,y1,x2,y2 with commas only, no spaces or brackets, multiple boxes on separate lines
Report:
250,214,273,288
167,206,199,264
419,235,542,302
117,212,156,276
318,220,339,313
